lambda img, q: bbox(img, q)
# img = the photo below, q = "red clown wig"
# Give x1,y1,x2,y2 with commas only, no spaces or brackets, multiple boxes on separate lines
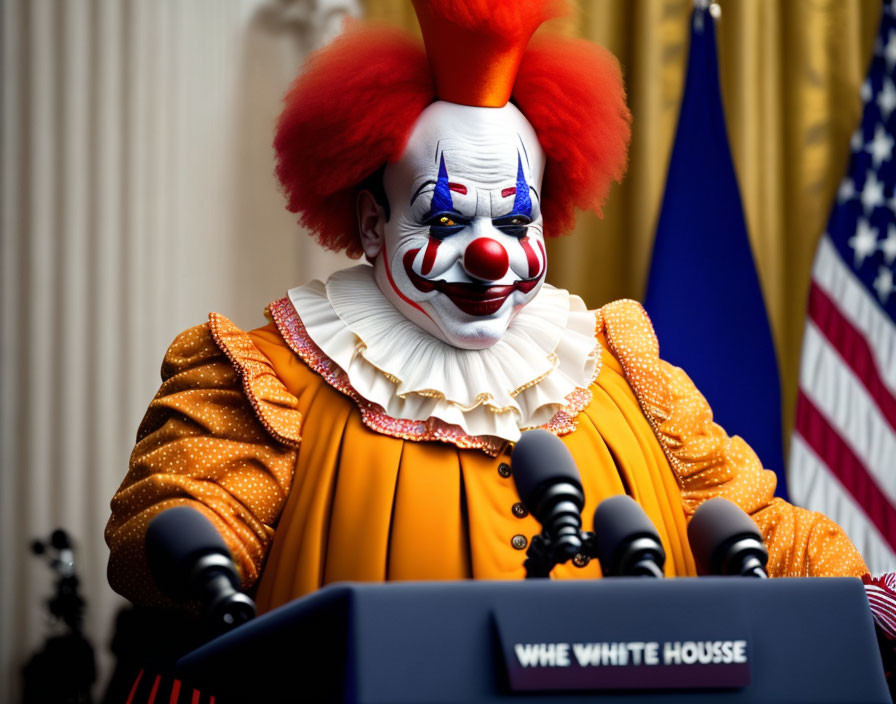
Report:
274,0,631,259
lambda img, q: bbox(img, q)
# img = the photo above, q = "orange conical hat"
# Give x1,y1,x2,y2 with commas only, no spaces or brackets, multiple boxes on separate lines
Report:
411,0,566,107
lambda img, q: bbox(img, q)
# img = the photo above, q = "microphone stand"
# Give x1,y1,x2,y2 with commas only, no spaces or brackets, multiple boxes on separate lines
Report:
524,530,597,579
524,529,665,579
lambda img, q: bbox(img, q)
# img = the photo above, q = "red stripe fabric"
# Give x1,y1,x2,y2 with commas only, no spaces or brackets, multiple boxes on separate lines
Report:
794,392,896,550
191,690,201,704
866,584,896,638
169,679,182,704
867,586,896,616
126,669,144,704
147,675,161,704
807,282,896,432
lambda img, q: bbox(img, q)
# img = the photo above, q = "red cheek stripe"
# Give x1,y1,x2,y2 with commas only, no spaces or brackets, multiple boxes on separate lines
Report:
520,236,541,278
383,243,430,319
421,238,441,276
501,187,516,198
448,183,467,194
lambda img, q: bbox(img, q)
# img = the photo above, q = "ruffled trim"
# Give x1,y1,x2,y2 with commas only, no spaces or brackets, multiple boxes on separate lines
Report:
207,312,302,447
267,297,506,456
283,265,601,442
864,572,896,639
597,300,669,415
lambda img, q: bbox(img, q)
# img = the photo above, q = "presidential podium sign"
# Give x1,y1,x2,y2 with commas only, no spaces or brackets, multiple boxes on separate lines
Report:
177,578,888,703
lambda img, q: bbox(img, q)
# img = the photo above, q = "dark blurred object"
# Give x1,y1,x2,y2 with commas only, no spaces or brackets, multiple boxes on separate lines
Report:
101,606,209,704
146,507,255,638
872,626,896,702
103,507,255,704
687,497,769,578
22,529,96,704
862,573,896,702
511,429,586,578
591,495,665,578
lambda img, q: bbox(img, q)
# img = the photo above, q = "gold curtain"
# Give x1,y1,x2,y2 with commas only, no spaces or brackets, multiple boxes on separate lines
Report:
362,0,880,452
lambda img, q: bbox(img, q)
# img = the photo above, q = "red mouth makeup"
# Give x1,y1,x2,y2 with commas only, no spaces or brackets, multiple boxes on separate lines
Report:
403,248,541,316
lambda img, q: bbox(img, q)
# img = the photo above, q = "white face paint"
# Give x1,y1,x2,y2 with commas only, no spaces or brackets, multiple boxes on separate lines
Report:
367,101,548,350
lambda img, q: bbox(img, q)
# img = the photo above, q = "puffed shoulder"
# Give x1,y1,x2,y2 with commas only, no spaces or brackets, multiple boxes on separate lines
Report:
108,317,303,604
596,299,777,513
596,299,668,419
596,299,867,577
140,316,301,448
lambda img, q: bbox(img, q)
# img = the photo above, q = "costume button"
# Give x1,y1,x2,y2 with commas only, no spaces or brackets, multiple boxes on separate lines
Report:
498,463,512,478
511,534,528,550
573,553,591,568
512,502,528,518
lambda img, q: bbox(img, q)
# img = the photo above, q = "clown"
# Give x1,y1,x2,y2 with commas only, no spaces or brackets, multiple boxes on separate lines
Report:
361,101,547,349
106,0,868,619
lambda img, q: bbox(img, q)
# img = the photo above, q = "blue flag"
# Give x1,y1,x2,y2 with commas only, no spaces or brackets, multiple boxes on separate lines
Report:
643,6,787,498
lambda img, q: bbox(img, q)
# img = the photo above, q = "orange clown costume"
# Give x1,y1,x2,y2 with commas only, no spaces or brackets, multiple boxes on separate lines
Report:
105,0,867,617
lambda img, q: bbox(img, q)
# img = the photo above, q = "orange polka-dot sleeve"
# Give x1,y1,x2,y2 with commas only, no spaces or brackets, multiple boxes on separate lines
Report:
105,314,302,606
599,299,868,578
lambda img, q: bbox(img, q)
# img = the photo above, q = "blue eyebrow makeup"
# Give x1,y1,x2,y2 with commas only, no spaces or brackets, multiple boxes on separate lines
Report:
426,154,454,217
512,153,532,219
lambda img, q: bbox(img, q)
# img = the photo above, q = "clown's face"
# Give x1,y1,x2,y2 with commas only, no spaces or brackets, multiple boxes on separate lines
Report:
359,101,548,350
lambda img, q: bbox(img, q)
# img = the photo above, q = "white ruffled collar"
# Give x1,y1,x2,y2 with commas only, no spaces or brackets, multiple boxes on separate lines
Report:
285,265,600,443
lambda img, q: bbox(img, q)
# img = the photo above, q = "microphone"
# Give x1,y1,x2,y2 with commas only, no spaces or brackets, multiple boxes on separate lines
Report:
592,495,665,578
511,429,585,575
687,498,769,578
146,506,256,635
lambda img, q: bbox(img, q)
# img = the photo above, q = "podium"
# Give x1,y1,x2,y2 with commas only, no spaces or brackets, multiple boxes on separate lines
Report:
177,577,889,703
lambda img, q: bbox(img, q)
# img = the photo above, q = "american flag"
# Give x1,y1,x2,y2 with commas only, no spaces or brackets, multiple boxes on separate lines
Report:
790,1,896,574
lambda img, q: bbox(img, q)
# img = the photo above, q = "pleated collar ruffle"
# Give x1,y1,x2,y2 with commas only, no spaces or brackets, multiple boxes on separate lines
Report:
283,265,600,443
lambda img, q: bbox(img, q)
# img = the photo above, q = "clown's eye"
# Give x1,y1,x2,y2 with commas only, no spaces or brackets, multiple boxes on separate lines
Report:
493,214,531,238
425,212,468,238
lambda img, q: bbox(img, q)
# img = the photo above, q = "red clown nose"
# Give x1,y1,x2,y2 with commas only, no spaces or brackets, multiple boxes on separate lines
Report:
463,238,510,281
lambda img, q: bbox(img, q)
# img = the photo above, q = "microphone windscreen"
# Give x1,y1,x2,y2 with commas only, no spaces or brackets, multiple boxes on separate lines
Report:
687,498,762,574
146,506,230,599
511,429,582,509
50,529,71,550
592,495,661,573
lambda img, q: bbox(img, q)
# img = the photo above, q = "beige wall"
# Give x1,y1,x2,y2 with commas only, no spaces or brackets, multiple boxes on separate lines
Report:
0,0,355,698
